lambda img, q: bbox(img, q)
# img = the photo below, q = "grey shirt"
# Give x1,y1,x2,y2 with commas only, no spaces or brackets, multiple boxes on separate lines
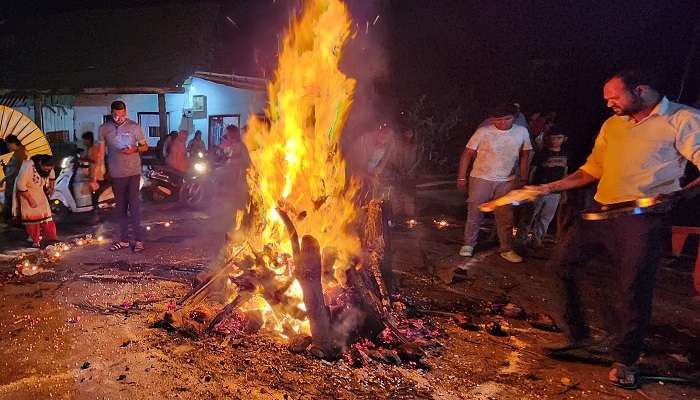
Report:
97,119,146,178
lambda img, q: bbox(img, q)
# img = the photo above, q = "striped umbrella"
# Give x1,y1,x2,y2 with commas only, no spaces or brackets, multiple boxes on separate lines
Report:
0,105,52,183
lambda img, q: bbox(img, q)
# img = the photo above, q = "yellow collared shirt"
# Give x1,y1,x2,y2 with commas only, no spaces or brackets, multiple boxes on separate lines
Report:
580,97,700,204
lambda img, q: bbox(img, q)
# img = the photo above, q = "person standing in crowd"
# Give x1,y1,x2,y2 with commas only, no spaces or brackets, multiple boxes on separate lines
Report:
81,131,107,214
529,111,557,151
220,125,250,182
1,135,27,222
187,130,207,158
457,103,532,262
515,130,568,248
157,131,178,162
97,101,149,253
13,155,57,247
166,130,189,174
531,69,700,389
389,126,421,219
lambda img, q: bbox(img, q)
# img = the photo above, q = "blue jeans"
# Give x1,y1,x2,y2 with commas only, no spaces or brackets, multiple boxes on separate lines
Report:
516,193,561,244
112,175,143,242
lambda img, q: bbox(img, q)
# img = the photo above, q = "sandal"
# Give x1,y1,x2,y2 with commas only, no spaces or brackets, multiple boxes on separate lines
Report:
109,241,130,251
608,362,640,389
133,241,144,253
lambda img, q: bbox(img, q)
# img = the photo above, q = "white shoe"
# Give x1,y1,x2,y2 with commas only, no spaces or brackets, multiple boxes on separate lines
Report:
459,245,474,257
500,250,523,263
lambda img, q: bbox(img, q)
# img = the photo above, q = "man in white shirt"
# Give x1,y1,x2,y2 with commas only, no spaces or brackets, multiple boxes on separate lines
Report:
532,68,700,388
457,104,532,262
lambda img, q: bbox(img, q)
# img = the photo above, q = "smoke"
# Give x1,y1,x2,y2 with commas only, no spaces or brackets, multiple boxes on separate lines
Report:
338,0,394,179
330,306,365,351
341,1,392,136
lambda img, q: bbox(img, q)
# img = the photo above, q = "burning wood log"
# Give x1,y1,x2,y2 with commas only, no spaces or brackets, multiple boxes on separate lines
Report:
277,207,338,358
296,235,337,358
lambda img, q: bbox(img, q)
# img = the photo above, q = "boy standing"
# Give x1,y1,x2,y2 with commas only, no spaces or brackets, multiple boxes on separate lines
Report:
457,104,532,262
516,130,568,247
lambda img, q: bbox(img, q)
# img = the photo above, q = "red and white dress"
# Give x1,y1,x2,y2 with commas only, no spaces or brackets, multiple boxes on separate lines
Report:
12,160,54,225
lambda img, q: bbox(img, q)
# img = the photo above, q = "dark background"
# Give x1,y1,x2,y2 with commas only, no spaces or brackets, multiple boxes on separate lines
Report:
3,0,700,168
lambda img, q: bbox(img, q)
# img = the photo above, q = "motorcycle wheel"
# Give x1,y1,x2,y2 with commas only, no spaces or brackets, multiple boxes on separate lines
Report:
180,181,207,209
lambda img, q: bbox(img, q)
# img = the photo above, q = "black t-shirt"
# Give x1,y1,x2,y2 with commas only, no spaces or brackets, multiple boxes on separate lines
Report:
532,149,568,184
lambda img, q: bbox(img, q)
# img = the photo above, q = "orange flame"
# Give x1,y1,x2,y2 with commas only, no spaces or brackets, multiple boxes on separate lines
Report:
233,0,358,336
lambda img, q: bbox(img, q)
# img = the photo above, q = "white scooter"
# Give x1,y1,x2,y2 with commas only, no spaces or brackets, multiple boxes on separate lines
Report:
50,152,115,222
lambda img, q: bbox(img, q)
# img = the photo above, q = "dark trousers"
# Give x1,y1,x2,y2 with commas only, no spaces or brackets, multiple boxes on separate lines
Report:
548,213,668,365
112,175,143,242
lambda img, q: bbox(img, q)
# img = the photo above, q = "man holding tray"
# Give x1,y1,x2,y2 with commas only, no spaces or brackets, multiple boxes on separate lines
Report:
530,68,700,389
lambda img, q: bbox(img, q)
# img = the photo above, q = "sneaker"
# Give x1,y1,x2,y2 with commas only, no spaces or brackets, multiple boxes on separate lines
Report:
459,245,474,257
500,250,523,263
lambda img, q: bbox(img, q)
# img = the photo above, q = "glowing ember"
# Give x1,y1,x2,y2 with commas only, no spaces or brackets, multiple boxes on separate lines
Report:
146,226,152,231
23,260,30,267
227,0,358,337
434,219,449,229
62,244,70,251
164,222,171,228
54,252,60,258
406,219,417,228
97,236,104,243
76,240,84,246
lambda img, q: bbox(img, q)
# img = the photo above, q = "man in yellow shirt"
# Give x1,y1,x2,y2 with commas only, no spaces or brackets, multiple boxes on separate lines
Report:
532,68,700,389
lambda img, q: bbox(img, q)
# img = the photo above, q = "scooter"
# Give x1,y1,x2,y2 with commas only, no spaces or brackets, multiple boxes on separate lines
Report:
142,155,209,209
50,151,115,221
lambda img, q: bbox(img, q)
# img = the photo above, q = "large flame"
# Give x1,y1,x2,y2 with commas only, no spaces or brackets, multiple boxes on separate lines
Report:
232,0,358,337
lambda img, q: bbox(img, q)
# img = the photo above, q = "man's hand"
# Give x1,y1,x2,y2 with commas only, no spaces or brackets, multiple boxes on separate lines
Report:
457,178,467,192
121,146,137,155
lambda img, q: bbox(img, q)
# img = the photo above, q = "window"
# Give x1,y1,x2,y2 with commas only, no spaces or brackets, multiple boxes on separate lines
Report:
208,114,241,146
138,112,169,138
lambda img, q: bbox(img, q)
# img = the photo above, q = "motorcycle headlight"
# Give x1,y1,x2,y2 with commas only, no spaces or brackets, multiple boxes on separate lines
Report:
193,162,207,173
60,157,72,169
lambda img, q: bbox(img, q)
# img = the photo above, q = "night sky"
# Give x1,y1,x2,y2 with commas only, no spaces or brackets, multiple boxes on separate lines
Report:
4,0,700,165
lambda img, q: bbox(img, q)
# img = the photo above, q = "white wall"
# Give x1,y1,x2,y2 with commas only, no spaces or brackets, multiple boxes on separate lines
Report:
72,77,266,147
6,105,73,140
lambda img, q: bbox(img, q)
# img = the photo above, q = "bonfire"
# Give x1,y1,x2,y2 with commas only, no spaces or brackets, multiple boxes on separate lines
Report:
161,0,439,364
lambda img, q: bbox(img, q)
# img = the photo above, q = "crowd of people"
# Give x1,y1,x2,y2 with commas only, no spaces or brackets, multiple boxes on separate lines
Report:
0,100,249,251
458,68,700,389
1,67,699,390
458,103,566,262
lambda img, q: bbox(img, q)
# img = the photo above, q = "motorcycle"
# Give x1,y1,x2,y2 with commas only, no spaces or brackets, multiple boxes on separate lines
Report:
50,151,116,221
142,155,209,209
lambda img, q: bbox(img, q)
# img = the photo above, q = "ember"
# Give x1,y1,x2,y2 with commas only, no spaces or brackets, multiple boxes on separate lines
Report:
433,219,449,229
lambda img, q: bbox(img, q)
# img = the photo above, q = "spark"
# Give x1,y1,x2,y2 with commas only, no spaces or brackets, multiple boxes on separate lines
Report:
373,14,380,25
97,236,104,243
76,240,84,246
406,219,417,229
146,226,152,231
164,222,171,228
